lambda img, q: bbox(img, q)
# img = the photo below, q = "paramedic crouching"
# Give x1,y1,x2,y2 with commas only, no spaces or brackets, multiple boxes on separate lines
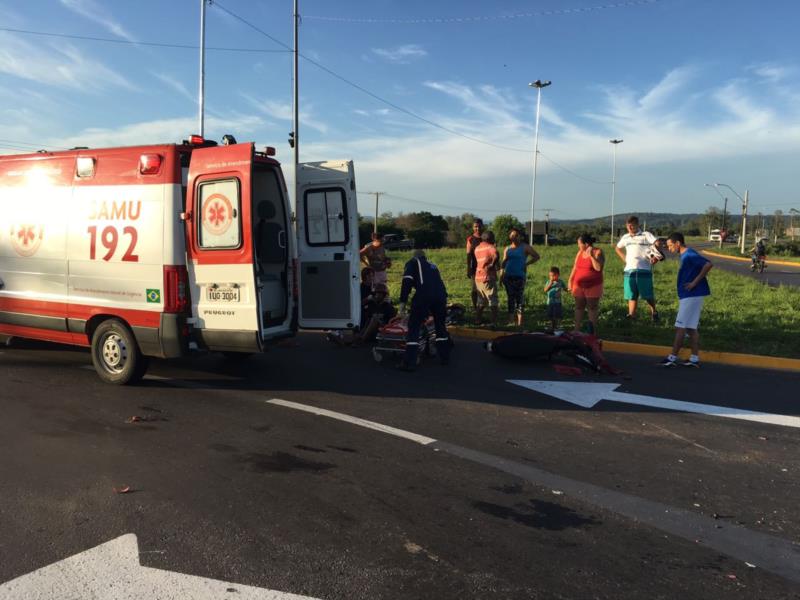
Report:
398,249,451,371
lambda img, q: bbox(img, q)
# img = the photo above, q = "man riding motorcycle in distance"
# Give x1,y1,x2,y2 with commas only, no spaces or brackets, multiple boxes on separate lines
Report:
750,239,767,271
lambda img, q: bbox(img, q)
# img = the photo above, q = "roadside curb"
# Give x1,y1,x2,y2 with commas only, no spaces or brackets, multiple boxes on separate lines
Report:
701,249,800,268
448,326,800,373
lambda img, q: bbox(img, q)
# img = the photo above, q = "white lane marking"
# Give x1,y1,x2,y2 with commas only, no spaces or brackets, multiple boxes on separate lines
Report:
0,534,319,599
508,380,800,429
266,399,437,446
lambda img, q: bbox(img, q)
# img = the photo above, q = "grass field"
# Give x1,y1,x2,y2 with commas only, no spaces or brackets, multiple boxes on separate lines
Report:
382,245,800,358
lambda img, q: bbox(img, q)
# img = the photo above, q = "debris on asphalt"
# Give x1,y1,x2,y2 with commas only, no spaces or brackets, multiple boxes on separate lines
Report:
726,574,738,581
757,436,768,441
553,364,582,376
552,490,564,496
693,503,701,508
745,562,756,569
506,439,519,447
113,485,131,494
125,414,165,423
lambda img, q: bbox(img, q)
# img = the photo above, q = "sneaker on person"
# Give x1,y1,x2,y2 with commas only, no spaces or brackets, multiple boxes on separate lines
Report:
658,357,676,367
651,311,660,323
680,359,700,368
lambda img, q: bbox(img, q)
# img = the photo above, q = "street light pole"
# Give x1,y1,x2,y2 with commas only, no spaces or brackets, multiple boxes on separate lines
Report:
198,0,207,137
528,80,551,244
609,139,623,245
790,208,799,241
713,183,747,254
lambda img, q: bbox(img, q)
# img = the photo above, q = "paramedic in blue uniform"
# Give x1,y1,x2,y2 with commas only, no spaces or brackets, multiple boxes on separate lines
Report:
398,249,450,371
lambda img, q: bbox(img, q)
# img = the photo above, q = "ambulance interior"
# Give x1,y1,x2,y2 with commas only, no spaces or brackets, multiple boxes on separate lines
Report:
252,164,289,328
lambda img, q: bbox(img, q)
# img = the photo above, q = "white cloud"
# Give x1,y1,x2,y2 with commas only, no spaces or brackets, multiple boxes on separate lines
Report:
153,72,196,105
59,0,136,42
371,44,427,64
0,33,134,91
51,114,265,149
241,95,329,133
300,63,800,196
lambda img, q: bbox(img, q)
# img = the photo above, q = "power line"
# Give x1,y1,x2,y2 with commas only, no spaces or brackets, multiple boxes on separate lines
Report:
303,0,661,24
0,25,291,54
538,152,609,185
211,1,534,154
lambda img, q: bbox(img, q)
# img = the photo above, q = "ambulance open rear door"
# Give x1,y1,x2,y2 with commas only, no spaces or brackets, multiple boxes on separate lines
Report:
295,160,361,330
185,142,264,352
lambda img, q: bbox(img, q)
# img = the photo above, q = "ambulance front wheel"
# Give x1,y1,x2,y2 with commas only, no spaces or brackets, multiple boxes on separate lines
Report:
91,319,147,385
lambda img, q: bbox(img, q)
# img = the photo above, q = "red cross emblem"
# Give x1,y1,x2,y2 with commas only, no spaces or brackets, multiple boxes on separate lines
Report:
202,194,233,236
10,224,45,257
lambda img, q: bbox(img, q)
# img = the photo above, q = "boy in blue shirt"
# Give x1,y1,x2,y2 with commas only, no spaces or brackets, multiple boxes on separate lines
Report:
543,266,566,331
659,233,713,368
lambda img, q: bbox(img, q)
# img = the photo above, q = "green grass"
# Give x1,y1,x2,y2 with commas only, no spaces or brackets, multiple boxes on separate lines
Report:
383,245,800,358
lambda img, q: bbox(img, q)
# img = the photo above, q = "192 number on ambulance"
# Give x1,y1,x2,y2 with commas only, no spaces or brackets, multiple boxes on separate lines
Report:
87,225,139,262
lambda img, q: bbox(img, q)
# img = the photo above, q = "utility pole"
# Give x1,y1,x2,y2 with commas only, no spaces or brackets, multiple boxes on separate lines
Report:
541,208,553,246
528,80,551,244
740,190,749,254
365,192,384,233
609,139,624,245
198,0,207,137
719,197,727,249
291,0,299,214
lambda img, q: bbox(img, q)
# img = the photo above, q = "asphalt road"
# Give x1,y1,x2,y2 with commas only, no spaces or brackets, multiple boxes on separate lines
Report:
1,333,799,599
695,242,800,287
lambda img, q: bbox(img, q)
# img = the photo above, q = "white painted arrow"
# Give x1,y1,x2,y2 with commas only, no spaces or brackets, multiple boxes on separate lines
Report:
0,534,320,600
508,380,800,429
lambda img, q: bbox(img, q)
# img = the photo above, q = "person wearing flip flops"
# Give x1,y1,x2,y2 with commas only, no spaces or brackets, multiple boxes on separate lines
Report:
615,215,660,322
659,232,713,368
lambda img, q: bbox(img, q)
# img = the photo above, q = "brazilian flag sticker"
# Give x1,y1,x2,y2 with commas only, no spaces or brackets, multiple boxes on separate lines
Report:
146,289,161,303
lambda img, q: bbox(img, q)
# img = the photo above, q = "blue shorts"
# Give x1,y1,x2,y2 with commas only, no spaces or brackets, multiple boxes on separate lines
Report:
624,270,654,301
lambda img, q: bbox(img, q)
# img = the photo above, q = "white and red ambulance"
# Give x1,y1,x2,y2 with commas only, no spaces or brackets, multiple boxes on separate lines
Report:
0,135,361,383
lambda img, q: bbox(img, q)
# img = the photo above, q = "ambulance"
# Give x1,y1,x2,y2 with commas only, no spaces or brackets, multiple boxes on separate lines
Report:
0,135,361,384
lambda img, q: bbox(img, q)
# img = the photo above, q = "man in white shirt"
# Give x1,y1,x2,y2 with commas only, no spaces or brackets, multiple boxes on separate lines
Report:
615,215,659,321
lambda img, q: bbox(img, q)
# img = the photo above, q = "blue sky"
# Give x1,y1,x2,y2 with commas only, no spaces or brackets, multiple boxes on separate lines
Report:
1,0,798,223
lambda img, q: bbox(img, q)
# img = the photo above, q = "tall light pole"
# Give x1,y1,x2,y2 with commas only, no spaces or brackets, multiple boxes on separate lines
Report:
713,183,747,253
704,183,728,248
198,0,207,136
609,139,623,245
790,208,799,241
528,80,551,244
292,0,300,213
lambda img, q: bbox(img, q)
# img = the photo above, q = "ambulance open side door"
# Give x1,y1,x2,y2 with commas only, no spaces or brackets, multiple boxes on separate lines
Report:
185,143,263,353
295,160,361,329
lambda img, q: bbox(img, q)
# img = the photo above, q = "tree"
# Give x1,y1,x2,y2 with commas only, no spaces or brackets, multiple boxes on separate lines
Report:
490,214,525,247
702,206,722,236
774,210,785,241
394,211,449,248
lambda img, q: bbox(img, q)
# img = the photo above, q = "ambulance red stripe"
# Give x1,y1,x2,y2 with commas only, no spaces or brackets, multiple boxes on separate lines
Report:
0,297,161,328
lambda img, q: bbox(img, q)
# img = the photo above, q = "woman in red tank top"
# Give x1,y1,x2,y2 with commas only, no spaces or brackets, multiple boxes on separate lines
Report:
568,233,605,334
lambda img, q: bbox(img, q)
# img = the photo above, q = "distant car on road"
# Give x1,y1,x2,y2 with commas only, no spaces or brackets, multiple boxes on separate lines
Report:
382,233,414,250
725,233,739,243
709,229,722,242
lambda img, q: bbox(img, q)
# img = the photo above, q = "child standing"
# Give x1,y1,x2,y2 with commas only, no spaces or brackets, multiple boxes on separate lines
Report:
543,267,566,331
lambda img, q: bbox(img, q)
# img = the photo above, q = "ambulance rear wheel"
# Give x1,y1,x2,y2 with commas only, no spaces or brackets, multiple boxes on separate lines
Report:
91,319,147,385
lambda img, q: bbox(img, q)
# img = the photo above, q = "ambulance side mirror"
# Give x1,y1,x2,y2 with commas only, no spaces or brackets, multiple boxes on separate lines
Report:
180,211,191,221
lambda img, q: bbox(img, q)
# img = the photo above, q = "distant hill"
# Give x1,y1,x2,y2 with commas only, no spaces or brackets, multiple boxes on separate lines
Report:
551,212,699,227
